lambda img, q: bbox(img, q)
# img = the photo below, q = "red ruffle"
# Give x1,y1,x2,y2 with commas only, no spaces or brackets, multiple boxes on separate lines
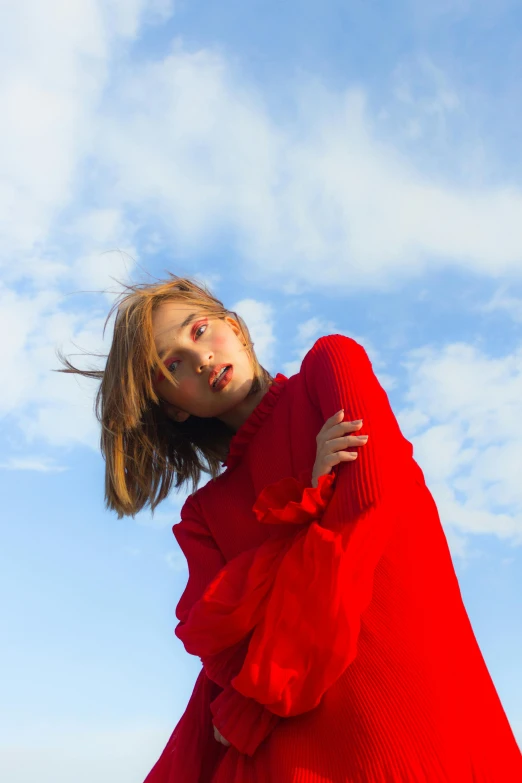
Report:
196,635,282,757
210,682,281,757
176,469,338,657
176,535,296,656
222,373,288,470
252,468,337,525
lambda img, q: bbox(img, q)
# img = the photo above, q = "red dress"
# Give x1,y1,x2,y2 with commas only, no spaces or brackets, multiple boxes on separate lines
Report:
143,334,522,782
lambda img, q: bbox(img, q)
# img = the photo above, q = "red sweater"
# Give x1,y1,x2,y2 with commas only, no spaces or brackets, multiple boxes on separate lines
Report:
143,334,522,783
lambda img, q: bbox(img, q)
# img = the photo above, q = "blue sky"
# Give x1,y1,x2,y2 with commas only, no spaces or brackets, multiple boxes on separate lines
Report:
1,0,522,780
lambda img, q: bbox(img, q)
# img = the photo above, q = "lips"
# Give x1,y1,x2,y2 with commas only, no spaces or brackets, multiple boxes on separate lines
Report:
209,364,232,389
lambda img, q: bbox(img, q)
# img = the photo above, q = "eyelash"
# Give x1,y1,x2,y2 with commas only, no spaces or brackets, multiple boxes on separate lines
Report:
166,322,208,373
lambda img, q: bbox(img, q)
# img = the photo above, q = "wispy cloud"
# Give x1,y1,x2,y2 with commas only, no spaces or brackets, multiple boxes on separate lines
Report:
164,550,188,572
0,457,68,473
397,341,522,545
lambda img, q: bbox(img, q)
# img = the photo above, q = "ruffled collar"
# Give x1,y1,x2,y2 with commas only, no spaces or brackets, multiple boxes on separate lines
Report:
222,373,289,470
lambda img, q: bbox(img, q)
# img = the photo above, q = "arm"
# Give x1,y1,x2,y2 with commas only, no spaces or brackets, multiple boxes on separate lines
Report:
301,333,414,522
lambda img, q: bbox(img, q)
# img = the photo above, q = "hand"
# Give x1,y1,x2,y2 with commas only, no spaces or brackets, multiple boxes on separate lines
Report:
312,410,368,488
213,723,231,747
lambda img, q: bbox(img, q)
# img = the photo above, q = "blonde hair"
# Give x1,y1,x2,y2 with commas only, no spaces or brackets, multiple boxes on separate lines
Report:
56,273,273,518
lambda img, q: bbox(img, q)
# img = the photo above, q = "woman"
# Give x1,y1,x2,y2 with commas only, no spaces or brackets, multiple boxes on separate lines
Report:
59,273,522,782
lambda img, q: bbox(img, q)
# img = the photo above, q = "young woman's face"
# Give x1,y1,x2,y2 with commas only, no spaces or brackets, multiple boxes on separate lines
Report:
151,302,254,422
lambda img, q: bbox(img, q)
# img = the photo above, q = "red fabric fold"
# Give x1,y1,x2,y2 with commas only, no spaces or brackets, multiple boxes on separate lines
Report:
175,471,338,657
230,498,400,716
210,682,281,757
176,535,295,656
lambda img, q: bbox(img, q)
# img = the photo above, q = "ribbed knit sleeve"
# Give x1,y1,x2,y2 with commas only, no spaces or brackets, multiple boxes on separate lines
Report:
301,334,414,520
173,492,281,755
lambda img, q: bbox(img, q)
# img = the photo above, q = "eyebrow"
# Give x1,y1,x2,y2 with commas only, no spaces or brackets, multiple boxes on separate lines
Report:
157,312,198,360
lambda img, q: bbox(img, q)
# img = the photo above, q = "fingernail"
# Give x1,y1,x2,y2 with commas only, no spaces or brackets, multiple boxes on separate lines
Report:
350,419,363,424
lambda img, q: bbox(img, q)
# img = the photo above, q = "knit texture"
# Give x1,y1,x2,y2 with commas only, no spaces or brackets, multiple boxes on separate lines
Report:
143,334,522,782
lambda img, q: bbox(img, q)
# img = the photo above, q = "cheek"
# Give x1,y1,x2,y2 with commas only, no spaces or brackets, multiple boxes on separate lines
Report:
213,334,228,349
216,332,242,354
153,375,178,400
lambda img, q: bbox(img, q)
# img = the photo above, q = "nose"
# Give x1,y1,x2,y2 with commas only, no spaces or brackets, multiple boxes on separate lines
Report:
195,349,213,372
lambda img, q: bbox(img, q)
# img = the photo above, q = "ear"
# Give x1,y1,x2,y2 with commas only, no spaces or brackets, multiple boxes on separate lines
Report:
162,401,190,423
224,315,243,341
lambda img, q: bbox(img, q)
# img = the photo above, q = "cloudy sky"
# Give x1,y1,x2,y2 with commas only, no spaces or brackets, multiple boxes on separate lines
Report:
1,0,522,781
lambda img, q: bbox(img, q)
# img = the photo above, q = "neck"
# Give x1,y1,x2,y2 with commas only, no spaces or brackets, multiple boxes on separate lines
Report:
217,377,273,433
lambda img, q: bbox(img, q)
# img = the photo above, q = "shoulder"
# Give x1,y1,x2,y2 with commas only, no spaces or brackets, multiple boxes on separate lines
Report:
300,333,367,372
179,478,217,522
174,489,213,541
179,488,204,522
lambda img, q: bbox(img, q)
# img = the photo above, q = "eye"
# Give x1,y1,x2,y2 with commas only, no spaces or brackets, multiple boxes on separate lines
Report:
166,321,208,374
194,322,208,340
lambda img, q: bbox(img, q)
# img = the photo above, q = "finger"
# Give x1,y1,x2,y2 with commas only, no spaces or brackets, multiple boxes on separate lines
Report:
217,730,230,746
334,450,359,461
326,434,369,451
329,420,364,438
317,409,345,437
318,450,358,472
319,420,364,444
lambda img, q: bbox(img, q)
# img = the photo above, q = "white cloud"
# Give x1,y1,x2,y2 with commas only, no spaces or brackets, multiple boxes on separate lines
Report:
0,285,60,413
398,341,522,544
0,457,67,473
1,1,103,261
0,284,111,449
64,209,139,292
230,297,278,371
0,0,175,266
84,45,522,292
477,284,522,324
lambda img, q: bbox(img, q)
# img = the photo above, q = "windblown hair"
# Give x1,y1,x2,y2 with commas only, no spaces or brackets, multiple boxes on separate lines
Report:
55,273,273,519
